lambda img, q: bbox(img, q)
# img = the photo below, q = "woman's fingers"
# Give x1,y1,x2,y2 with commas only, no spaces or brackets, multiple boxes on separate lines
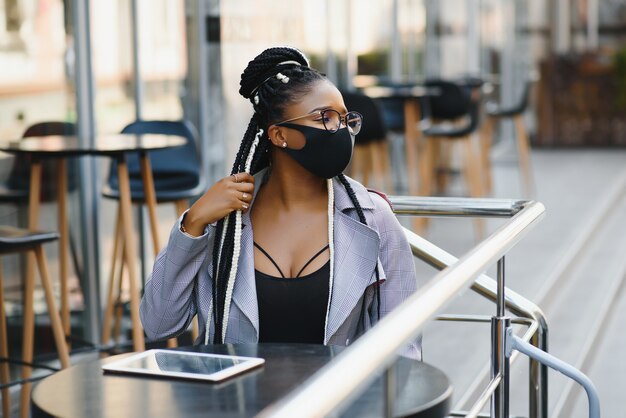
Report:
227,172,254,212
231,172,254,185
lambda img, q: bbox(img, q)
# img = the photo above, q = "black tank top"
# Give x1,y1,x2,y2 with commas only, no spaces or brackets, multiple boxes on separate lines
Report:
254,242,330,344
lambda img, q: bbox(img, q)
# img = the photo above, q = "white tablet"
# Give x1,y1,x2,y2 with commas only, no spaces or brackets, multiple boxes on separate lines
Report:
102,349,265,382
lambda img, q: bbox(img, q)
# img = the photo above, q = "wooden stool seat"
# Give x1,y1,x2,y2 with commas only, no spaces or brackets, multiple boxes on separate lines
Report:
0,226,70,418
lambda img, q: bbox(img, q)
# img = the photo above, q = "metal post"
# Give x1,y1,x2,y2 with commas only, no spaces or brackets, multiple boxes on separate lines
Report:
384,366,396,418
130,0,143,119
129,0,149,285
390,0,402,83
587,0,599,50
424,0,439,78
491,257,510,418
325,0,338,83
344,0,357,89
467,0,480,76
73,0,100,343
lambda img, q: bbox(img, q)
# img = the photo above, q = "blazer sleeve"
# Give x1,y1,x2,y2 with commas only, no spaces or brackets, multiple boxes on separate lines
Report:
140,212,214,341
368,192,423,360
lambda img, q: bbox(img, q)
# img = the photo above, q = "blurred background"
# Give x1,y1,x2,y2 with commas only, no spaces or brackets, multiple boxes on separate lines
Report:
0,1,625,417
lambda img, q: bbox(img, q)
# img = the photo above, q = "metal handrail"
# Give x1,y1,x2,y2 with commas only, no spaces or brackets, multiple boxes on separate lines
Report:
402,226,548,418
259,199,545,417
393,196,548,418
390,196,526,218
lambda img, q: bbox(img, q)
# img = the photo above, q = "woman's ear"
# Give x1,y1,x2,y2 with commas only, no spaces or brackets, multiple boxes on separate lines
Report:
268,125,287,148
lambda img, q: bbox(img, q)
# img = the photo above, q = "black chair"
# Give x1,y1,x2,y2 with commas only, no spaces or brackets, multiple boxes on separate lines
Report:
102,120,204,205
483,80,534,196
416,79,486,237
5,122,78,203
340,90,394,192
0,226,70,417
101,120,204,347
0,122,78,235
419,79,485,199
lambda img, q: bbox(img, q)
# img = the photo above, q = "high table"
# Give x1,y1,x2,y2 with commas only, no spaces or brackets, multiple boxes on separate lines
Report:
0,133,186,356
31,343,452,418
362,85,439,232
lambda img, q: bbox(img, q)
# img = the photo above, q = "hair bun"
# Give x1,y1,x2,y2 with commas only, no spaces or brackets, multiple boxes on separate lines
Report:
239,46,309,99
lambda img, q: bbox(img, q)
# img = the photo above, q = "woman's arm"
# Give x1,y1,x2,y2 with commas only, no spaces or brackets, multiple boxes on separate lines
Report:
140,173,255,341
369,192,422,360
139,215,213,340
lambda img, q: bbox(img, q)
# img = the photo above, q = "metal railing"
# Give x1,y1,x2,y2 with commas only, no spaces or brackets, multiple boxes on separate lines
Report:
259,196,600,418
401,218,548,418
259,197,545,417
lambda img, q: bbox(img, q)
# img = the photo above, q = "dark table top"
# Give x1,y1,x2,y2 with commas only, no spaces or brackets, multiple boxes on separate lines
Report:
31,344,451,418
0,133,186,157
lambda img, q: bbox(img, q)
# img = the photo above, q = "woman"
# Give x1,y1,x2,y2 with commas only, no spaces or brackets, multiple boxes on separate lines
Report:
140,46,421,359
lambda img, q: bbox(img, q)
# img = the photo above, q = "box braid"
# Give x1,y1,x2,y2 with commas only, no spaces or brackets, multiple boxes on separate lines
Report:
337,174,382,321
209,47,379,343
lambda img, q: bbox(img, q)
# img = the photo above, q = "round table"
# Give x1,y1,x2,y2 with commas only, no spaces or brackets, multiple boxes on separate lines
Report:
31,344,452,418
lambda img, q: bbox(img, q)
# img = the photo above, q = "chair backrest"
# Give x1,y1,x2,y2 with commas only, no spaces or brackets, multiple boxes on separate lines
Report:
107,120,201,193
6,121,78,199
423,79,473,120
340,90,387,145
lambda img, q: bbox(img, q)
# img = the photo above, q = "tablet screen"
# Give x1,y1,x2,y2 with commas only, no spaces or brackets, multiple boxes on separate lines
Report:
102,349,264,382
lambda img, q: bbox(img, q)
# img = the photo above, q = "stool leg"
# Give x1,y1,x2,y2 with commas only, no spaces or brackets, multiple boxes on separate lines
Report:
480,117,495,194
434,140,453,194
404,99,421,198
376,140,395,194
113,259,124,342
21,161,42,417
102,206,123,344
514,114,534,197
139,153,161,257
117,159,145,351
412,136,436,234
175,199,188,217
57,159,71,344
113,240,126,343
462,136,485,239
368,141,385,191
20,249,37,418
0,261,11,418
34,246,70,368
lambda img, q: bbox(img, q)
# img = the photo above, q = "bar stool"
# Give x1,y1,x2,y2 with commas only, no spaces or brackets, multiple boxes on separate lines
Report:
419,79,485,236
3,122,80,342
483,80,535,196
0,226,70,418
101,120,204,348
341,90,394,193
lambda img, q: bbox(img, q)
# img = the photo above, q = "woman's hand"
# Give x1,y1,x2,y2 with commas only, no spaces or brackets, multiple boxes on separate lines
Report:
182,172,254,236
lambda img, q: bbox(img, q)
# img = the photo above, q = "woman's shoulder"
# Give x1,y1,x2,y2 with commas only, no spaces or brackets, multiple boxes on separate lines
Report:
336,175,395,218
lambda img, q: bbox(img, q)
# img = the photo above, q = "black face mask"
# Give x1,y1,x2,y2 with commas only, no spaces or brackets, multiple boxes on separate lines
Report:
279,123,354,179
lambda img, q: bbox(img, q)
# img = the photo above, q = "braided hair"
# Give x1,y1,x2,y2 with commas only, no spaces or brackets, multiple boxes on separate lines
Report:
209,46,381,343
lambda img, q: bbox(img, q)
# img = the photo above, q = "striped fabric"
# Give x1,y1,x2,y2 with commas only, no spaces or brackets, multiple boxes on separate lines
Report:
140,170,422,360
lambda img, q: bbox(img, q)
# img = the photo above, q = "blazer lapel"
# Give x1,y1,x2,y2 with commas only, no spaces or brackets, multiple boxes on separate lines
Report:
230,212,259,338
228,170,268,340
325,177,381,343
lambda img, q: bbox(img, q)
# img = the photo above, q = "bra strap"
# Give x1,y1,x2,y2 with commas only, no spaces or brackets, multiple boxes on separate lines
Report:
253,242,286,278
295,244,330,278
